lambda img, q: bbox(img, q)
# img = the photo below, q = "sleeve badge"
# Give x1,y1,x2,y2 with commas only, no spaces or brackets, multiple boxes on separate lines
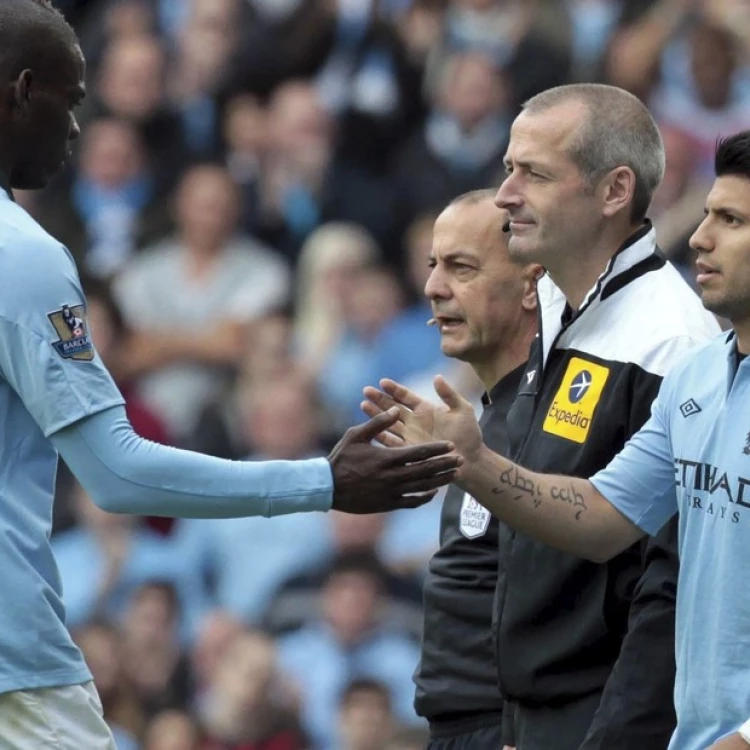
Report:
47,304,95,362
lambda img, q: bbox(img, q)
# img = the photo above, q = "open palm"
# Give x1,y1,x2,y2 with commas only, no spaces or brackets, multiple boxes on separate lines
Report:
361,376,483,470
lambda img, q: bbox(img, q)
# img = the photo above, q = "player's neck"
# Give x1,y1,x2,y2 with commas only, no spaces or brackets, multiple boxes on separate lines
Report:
548,223,646,311
733,318,750,356
474,320,537,392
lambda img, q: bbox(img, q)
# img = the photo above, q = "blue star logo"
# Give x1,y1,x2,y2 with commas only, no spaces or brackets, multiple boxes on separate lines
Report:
569,370,592,403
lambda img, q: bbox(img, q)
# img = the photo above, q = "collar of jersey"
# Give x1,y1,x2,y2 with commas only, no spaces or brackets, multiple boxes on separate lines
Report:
539,221,657,329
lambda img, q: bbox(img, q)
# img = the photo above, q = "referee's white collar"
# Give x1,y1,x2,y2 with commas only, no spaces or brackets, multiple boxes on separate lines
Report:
541,223,658,314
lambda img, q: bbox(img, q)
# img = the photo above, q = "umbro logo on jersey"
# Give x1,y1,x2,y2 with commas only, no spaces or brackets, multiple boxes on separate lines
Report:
679,398,702,418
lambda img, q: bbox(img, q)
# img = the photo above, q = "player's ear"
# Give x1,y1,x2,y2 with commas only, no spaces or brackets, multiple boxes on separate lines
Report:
600,166,635,219
521,263,543,312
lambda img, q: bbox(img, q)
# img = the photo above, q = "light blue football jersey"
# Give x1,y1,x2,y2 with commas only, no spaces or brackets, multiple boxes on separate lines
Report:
0,188,124,692
592,331,750,749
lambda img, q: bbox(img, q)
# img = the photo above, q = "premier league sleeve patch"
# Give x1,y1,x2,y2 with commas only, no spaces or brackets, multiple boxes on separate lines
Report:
47,304,95,361
459,492,491,539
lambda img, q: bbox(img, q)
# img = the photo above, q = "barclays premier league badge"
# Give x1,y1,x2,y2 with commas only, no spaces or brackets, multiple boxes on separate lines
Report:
47,304,95,361
459,492,490,539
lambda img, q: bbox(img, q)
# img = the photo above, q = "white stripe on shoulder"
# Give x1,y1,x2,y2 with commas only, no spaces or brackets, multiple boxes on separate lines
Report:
554,263,721,376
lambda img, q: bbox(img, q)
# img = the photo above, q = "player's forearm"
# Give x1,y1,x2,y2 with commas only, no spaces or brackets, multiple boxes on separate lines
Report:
459,445,643,562
52,406,333,518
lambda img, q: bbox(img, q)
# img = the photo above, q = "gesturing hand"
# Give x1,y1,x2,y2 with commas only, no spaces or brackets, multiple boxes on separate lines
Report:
361,376,484,477
328,406,463,514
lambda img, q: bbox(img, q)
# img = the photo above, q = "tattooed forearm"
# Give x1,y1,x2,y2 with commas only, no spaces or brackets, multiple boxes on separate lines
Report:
461,447,641,560
550,483,587,519
492,461,588,519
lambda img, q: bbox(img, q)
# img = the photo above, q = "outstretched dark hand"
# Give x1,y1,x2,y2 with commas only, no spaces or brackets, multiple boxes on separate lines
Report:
361,376,483,480
328,407,462,514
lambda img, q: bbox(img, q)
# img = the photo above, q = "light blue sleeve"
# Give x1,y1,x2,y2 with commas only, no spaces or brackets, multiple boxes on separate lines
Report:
52,405,333,518
0,232,123,435
590,390,678,536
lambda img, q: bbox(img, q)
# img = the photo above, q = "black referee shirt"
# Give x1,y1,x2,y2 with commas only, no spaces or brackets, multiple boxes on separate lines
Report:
414,363,525,722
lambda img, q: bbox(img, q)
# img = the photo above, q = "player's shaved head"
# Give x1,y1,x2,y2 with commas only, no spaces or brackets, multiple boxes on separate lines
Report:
0,0,85,190
0,0,79,85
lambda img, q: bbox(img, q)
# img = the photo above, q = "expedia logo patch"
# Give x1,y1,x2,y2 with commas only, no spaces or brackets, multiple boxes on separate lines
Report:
542,357,609,443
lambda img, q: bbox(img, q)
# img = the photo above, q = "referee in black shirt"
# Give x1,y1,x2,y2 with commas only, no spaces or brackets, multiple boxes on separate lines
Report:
405,190,538,749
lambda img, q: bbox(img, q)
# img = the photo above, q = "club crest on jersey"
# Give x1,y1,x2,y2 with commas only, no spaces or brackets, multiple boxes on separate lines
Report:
542,357,610,444
48,304,94,361
459,492,491,539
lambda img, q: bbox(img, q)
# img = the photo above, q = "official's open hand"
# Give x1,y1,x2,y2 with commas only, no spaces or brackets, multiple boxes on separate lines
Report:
328,407,463,514
361,376,483,475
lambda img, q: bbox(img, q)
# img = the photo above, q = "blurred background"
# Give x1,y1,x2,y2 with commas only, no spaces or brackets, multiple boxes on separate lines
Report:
34,0,749,747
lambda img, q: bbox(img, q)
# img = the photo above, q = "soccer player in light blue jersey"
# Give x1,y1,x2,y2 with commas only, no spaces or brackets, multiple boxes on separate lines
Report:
0,2,462,747
363,130,750,750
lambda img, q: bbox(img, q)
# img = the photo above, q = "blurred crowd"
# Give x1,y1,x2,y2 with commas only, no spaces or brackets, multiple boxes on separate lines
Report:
28,0,750,747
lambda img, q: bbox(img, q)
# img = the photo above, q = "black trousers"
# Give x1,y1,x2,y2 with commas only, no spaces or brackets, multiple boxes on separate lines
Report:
504,692,602,750
427,713,505,750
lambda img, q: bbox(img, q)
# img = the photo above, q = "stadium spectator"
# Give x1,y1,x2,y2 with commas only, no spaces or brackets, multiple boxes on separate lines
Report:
317,263,405,429
264,512,423,638
294,221,381,377
190,310,300,459
73,620,144,749
120,582,194,719
197,628,307,749
258,82,398,260
167,0,242,158
392,51,509,229
190,610,245,703
35,116,171,278
144,709,202,750
176,374,333,624
53,482,207,635
337,678,396,750
220,93,268,236
113,163,291,441
88,33,187,194
277,551,423,748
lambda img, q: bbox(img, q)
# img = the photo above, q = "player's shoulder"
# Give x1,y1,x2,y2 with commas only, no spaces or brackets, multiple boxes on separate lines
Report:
660,330,729,395
0,201,82,323
0,199,75,274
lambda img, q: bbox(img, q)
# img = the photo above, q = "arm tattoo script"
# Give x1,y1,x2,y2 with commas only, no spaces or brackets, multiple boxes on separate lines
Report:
492,463,588,520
